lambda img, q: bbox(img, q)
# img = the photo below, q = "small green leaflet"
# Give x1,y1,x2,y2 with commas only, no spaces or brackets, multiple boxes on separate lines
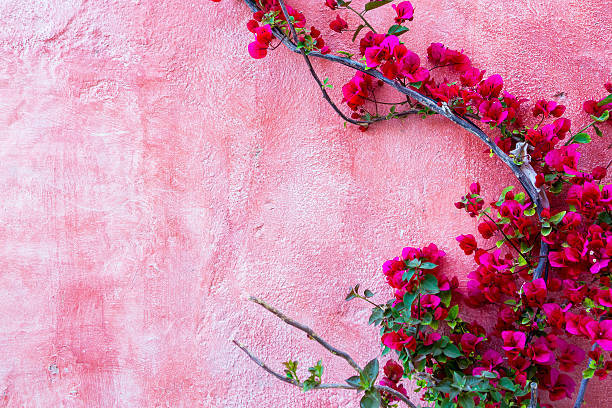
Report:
365,0,393,11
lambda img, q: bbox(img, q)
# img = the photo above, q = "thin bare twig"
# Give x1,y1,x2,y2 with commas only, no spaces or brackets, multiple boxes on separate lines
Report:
249,296,362,372
234,307,418,408
276,0,369,126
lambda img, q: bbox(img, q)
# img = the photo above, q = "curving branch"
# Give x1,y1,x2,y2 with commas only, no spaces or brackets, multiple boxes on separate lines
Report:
249,296,362,372
234,298,418,408
242,0,549,277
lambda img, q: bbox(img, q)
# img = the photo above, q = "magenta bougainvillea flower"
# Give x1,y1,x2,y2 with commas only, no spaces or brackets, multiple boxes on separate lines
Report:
502,331,526,353
392,1,414,24
379,360,408,401
585,320,612,351
325,0,337,10
329,14,348,32
479,99,508,126
248,25,274,59
523,278,547,307
542,368,576,401
456,234,477,255
477,74,503,98
460,67,485,87
382,330,416,351
533,99,566,117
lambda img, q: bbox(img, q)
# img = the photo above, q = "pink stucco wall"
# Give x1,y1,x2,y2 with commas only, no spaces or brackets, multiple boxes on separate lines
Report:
0,0,609,406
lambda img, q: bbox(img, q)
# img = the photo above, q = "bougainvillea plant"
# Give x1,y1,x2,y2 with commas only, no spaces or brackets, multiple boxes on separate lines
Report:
215,1,612,407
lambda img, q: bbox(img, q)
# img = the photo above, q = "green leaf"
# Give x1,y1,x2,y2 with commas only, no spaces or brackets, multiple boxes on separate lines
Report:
345,285,359,301
447,304,459,321
549,211,566,225
403,291,418,309
458,394,475,408
364,289,375,298
421,274,440,294
593,110,610,122
337,50,354,57
402,269,416,282
583,368,595,379
360,390,381,408
352,24,365,42
439,290,452,307
572,133,591,144
593,124,603,137
496,186,514,205
524,205,536,217
541,223,553,236
364,0,393,11
420,262,438,270
406,259,421,268
597,94,612,106
368,307,384,325
443,344,462,358
346,375,362,388
499,377,516,391
479,370,498,379
387,24,409,36
361,358,379,386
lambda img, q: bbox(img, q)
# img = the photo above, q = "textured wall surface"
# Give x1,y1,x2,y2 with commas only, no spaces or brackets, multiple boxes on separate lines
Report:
0,0,610,407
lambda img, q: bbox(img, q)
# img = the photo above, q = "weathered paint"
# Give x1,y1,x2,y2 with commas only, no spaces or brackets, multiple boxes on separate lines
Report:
0,0,609,406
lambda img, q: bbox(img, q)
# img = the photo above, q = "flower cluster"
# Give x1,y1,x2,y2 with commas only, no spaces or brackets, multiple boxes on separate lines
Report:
214,0,612,406
245,1,330,59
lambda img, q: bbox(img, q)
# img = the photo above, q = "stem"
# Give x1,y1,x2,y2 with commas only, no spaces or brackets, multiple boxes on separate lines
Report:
249,296,362,372
573,342,600,407
345,5,377,33
238,298,419,408
276,0,370,126
565,120,596,146
357,295,385,310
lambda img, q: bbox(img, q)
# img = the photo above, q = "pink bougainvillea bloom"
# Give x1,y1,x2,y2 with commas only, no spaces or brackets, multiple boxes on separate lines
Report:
427,42,446,64
592,166,607,180
460,333,483,354
557,340,585,372
382,330,416,351
383,359,404,382
248,40,269,59
477,220,497,239
399,50,429,83
526,338,555,365
585,320,612,351
341,72,372,110
502,331,526,353
325,0,338,9
523,278,547,307
532,99,566,117
542,303,566,330
456,234,477,255
544,144,580,172
543,368,576,401
595,288,612,307
247,25,274,59
479,99,508,126
477,74,503,98
584,98,612,120
460,67,485,87
329,14,348,33
420,294,441,309
392,1,414,24
423,332,441,346
565,312,594,337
